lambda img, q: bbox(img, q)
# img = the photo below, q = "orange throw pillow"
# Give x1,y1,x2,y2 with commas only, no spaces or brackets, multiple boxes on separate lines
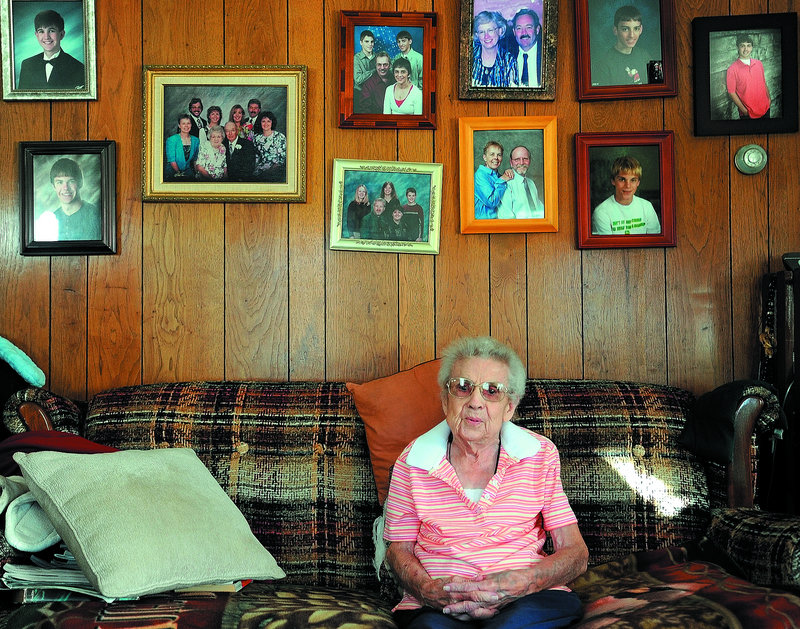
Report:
347,359,445,504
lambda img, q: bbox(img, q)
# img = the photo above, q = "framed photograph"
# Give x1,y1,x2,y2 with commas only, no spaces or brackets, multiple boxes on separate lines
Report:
1,0,97,100
142,65,307,203
575,131,675,249
338,11,436,129
20,140,116,256
575,0,677,101
329,158,442,255
459,0,558,100
692,13,798,136
458,116,557,234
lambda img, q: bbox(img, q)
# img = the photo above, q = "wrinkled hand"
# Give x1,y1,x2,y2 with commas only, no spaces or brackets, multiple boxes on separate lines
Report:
442,570,531,619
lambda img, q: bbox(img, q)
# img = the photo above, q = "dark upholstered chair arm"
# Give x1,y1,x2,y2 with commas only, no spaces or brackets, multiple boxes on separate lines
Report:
2,388,84,435
698,507,800,592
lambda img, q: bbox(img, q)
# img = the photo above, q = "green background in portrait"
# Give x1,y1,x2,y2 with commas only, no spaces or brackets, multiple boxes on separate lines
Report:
588,0,662,73
472,129,545,207
342,170,432,240
12,0,85,84
587,144,660,217
163,85,288,138
32,152,102,220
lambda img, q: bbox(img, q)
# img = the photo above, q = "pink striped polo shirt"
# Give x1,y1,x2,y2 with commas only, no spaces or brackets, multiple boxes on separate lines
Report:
383,420,578,611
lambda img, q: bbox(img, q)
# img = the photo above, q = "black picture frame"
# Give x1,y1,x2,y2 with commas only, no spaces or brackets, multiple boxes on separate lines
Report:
20,140,116,256
575,0,677,101
692,12,798,136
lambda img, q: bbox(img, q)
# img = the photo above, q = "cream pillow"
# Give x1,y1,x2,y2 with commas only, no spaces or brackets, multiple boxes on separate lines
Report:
13,448,285,598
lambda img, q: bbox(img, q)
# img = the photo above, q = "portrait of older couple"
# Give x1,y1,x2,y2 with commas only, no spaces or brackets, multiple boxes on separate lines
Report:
471,131,546,221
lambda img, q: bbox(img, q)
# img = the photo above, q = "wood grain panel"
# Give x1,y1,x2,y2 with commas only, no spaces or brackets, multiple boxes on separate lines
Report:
524,1,583,379
729,135,769,380
434,2,490,354
398,140,436,370
47,103,89,398
395,0,437,370
86,1,143,396
582,249,667,381
142,205,224,382
0,100,51,387
288,0,326,380
325,0,400,382
665,0,732,393
225,205,289,380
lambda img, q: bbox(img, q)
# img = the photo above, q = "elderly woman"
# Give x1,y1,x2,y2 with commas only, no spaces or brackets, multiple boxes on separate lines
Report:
471,11,517,87
253,110,287,182
195,125,227,181
164,114,199,180
384,336,588,628
384,57,422,115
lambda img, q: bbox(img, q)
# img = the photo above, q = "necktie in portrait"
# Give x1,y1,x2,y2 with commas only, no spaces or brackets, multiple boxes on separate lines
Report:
524,179,536,209
521,53,529,86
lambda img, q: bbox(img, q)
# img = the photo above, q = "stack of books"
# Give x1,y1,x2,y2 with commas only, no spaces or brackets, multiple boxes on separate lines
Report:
1,545,253,603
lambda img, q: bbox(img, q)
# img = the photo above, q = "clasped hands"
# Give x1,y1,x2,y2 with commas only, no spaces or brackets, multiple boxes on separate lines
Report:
426,570,528,621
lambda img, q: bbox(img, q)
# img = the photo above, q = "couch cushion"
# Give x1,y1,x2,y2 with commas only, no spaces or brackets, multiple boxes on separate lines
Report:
514,380,724,566
347,360,444,504
13,448,285,598
4,583,397,629
570,546,800,627
82,381,382,591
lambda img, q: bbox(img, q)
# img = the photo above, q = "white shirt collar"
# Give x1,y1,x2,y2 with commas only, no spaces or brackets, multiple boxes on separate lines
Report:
406,420,541,471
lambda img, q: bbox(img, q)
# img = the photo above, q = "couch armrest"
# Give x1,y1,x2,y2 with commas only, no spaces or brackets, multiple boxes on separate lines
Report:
683,381,784,507
2,388,84,436
698,507,800,592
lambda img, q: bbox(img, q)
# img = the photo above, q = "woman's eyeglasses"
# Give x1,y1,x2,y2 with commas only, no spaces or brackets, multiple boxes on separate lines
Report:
445,378,509,402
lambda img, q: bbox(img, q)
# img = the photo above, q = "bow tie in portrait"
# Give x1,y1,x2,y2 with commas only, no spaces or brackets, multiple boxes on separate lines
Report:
43,56,57,66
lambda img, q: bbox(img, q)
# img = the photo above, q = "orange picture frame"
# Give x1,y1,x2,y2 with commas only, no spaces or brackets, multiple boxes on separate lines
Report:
458,116,557,234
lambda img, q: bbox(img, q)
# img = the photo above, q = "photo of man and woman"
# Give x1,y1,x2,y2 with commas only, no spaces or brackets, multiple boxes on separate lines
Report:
470,128,546,220
340,171,432,242
470,0,544,88
161,85,289,184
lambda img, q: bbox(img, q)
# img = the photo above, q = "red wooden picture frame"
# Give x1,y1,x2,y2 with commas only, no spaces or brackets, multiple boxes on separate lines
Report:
575,131,676,249
575,0,677,101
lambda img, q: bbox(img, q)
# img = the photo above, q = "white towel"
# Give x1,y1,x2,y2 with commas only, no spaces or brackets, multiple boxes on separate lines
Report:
5,491,60,552
0,475,27,514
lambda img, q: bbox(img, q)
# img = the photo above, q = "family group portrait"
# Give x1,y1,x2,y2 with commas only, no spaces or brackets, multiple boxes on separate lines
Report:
353,24,425,115
160,85,289,184
10,0,85,90
341,171,432,242
469,0,546,88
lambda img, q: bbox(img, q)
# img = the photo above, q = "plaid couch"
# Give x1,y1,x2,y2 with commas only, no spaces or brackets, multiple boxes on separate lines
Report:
1,379,799,628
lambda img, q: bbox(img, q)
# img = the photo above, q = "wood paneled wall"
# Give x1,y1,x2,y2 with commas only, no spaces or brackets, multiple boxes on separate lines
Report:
1,0,798,402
